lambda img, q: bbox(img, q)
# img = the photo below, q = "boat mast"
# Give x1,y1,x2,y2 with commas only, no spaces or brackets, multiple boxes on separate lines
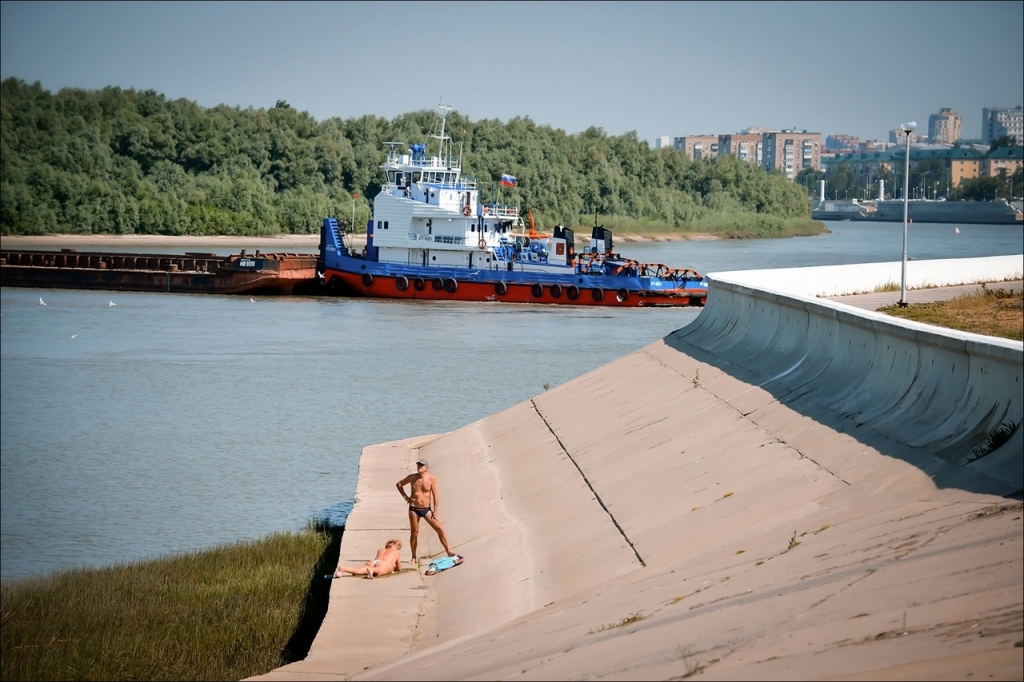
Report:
434,103,453,166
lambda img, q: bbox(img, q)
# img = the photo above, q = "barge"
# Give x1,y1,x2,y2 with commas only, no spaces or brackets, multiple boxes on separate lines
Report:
0,248,319,295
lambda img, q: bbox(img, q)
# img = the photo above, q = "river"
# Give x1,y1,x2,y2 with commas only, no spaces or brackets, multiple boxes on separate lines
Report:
1,221,1021,581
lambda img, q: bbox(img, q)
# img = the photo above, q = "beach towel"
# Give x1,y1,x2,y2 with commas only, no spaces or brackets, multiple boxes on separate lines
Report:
425,554,465,576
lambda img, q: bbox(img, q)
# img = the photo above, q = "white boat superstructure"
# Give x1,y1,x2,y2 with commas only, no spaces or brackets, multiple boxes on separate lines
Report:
362,105,571,273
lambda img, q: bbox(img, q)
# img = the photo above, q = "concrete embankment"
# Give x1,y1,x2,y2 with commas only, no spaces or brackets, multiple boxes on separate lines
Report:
255,255,1022,681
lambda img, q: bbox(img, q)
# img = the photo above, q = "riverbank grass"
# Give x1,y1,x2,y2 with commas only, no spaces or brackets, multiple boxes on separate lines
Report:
568,214,826,240
1,528,334,681
878,285,1023,341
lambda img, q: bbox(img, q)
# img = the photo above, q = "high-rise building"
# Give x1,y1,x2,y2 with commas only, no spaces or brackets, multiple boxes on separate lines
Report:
762,131,821,178
718,134,763,166
673,135,718,160
825,134,860,152
981,106,1023,145
928,108,961,144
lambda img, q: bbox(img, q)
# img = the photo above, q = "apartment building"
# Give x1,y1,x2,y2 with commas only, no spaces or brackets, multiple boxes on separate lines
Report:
980,145,1023,178
653,136,671,150
982,106,1023,145
825,134,860,152
762,130,821,178
822,147,987,192
673,135,718,160
928,108,961,144
718,134,763,166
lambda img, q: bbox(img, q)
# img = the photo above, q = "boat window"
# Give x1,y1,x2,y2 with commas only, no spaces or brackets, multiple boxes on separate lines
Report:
471,225,476,232
412,172,421,183
384,221,389,230
387,171,396,183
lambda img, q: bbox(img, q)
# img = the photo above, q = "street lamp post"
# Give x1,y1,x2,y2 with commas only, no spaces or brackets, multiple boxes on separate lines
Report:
898,121,916,307
919,170,931,200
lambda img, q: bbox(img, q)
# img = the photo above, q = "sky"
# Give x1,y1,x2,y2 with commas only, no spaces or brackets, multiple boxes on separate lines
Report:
2,1,1022,146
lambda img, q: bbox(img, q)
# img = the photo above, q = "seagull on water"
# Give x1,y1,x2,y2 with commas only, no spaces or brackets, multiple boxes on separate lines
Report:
108,301,116,307
71,334,78,339
250,298,255,303
954,227,960,234
39,297,46,306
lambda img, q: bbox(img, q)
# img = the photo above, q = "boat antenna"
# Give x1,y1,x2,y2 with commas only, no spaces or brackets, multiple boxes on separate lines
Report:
433,103,453,164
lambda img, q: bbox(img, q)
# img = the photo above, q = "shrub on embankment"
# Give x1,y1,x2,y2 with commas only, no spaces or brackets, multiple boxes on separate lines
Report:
0,527,338,681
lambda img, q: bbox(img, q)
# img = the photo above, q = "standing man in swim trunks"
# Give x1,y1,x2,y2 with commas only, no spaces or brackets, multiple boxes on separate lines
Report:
396,459,455,564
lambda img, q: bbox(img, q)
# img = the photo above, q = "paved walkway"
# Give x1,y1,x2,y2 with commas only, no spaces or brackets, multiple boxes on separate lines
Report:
828,280,1022,311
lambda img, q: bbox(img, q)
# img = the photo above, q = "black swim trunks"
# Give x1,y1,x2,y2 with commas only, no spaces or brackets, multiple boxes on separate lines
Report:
409,505,432,518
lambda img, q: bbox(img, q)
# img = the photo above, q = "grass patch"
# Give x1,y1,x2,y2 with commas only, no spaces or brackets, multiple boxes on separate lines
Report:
588,611,647,634
569,214,826,240
877,286,1023,341
1,526,337,681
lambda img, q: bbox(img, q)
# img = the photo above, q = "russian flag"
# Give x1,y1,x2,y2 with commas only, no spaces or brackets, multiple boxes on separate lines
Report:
500,174,517,187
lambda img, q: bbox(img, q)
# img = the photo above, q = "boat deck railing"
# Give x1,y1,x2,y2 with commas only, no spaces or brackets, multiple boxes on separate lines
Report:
480,204,519,219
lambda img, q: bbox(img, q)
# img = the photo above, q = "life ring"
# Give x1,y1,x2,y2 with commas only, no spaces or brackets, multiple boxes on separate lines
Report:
566,285,579,300
413,277,426,291
531,283,544,298
478,239,486,249
444,278,458,293
550,284,562,298
494,281,508,295
462,206,472,217
395,275,409,291
591,288,605,302
361,272,374,287
432,278,444,291
616,288,630,302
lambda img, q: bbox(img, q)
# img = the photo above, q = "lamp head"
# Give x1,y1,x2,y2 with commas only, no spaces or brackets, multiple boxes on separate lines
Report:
900,121,917,133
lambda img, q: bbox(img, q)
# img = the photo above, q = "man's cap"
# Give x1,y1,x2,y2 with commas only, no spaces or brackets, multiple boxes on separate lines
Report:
416,459,429,468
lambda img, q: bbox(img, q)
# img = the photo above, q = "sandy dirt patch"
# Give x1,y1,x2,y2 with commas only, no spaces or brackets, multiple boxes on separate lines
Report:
1,234,324,250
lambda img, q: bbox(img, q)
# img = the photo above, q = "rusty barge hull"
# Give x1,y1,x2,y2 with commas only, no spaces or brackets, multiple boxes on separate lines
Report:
1,249,320,295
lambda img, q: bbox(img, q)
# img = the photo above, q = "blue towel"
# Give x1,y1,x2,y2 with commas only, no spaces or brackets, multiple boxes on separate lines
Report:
426,554,464,575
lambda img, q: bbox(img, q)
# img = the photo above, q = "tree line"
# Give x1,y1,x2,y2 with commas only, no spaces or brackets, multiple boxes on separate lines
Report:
1,78,815,237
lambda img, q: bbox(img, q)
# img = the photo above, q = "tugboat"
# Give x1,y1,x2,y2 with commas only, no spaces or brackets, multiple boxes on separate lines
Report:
319,104,708,307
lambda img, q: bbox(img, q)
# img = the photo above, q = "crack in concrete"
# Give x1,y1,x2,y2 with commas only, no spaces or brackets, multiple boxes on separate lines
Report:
531,399,646,567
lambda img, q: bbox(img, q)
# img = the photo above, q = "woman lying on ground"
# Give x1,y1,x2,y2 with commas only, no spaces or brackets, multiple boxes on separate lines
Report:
333,539,403,579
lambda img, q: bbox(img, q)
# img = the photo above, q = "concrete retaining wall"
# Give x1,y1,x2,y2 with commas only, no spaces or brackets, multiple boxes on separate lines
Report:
679,255,1023,491
256,255,1023,681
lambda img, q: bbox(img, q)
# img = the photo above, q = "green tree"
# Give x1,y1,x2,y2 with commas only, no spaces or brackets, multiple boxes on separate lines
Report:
960,176,1002,201
989,135,1017,152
